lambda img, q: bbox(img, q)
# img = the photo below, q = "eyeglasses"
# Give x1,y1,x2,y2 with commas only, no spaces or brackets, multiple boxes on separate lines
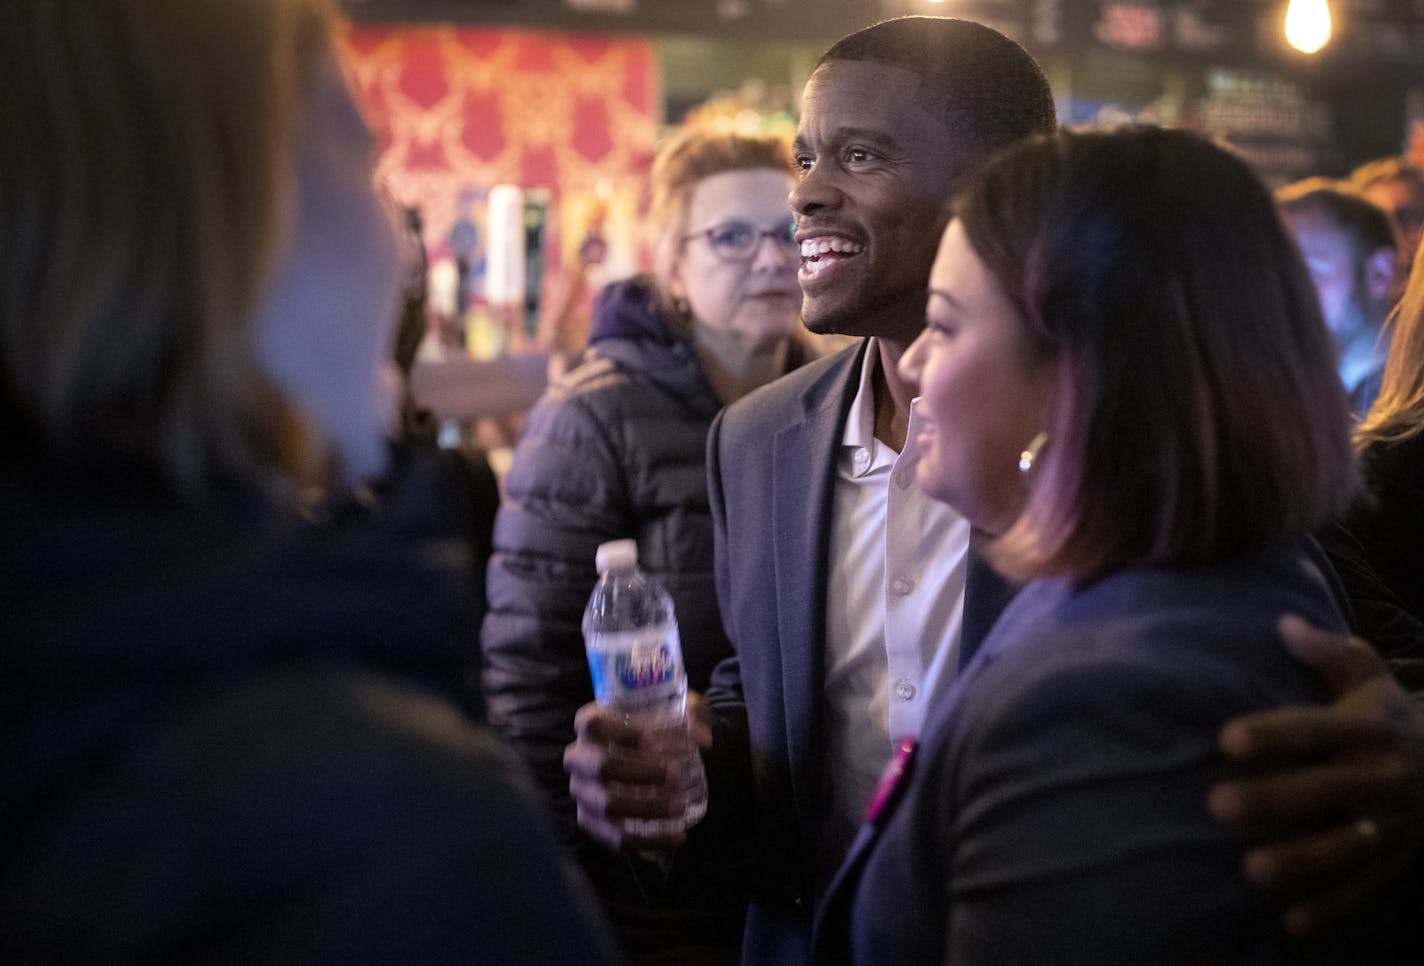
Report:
683,218,797,262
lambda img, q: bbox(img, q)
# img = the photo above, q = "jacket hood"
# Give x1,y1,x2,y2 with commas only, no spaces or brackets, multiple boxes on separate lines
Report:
581,273,820,420
589,275,681,346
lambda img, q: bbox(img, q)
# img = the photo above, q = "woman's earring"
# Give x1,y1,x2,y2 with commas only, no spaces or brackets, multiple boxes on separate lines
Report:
1018,431,1048,475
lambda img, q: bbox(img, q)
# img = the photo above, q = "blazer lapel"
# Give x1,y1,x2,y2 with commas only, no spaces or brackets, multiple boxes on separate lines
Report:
770,342,866,859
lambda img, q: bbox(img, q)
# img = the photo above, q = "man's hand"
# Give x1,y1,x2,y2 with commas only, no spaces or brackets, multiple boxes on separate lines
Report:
563,693,713,852
1207,615,1424,935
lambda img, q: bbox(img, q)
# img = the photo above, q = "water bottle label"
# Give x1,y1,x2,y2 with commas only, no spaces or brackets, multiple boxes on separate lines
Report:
615,642,675,691
585,625,683,711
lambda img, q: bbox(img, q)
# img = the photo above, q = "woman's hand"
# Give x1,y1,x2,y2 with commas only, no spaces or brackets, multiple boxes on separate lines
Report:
1208,615,1424,935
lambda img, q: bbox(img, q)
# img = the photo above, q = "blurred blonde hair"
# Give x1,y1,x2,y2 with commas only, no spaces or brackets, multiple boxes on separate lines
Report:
647,124,794,299
1358,240,1424,447
1348,155,1424,195
0,0,336,493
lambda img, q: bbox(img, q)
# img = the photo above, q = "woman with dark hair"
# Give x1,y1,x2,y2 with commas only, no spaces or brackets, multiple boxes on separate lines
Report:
0,1,620,960
813,126,1416,964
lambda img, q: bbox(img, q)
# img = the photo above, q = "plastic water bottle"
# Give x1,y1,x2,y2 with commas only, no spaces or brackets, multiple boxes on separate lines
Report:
582,539,708,836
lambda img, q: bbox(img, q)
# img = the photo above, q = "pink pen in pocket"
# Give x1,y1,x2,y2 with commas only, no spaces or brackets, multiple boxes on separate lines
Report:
865,736,918,827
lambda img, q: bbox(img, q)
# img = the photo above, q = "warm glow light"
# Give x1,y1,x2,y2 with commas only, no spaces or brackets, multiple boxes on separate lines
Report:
1285,0,1332,54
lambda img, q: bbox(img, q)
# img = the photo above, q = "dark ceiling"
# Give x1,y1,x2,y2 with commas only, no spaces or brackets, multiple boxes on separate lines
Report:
337,0,1422,179
337,1,1424,79
339,0,899,44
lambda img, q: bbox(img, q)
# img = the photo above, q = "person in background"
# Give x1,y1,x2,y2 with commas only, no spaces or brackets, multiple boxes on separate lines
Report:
482,125,810,965
1350,155,1424,274
392,204,432,389
1277,177,1399,413
386,201,501,593
1329,239,1424,631
813,124,1417,966
566,16,1424,965
0,1,621,962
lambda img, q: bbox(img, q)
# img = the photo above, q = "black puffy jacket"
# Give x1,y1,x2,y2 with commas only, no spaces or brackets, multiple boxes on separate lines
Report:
481,275,809,965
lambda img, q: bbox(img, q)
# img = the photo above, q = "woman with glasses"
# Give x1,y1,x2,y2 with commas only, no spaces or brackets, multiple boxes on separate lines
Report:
482,124,810,965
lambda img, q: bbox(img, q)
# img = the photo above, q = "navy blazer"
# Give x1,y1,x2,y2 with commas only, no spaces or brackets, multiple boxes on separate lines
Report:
811,542,1416,965
705,342,1013,966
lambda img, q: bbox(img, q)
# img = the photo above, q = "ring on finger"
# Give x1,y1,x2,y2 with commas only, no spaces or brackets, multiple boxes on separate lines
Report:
1354,817,1382,849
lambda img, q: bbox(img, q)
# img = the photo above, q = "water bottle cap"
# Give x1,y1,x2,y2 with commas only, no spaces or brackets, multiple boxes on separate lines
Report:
595,539,638,574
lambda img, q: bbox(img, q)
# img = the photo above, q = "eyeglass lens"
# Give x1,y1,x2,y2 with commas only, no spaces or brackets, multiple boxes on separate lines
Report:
703,219,797,259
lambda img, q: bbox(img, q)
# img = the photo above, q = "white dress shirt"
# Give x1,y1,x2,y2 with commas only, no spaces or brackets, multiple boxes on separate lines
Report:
819,339,972,883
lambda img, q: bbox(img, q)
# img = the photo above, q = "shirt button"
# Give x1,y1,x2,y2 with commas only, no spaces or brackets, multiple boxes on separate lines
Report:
895,469,913,489
853,448,870,464
891,575,915,596
894,678,916,701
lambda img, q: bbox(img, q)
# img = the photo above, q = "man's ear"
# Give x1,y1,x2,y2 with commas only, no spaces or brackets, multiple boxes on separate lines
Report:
1365,246,1398,303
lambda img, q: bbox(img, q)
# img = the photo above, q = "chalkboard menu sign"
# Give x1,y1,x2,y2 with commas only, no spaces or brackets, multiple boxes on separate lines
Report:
949,0,1415,183
1191,68,1342,185
950,0,1424,76
1063,57,1343,184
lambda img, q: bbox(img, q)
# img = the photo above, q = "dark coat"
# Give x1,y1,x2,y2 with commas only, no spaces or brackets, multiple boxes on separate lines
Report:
0,457,623,965
812,542,1416,965
481,276,809,965
1343,434,1424,620
1313,433,1424,691
705,344,864,966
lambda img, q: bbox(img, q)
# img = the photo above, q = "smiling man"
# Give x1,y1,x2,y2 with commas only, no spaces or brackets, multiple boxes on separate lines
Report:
701,20,1054,963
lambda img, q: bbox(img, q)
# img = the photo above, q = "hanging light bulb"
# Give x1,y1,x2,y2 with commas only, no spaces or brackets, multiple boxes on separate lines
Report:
1285,0,1333,55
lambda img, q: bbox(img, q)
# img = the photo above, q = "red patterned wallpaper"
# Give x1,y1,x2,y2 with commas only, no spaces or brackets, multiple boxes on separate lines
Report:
340,24,659,267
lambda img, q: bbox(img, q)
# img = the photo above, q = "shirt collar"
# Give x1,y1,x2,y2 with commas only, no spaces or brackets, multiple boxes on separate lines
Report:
842,338,927,461
842,337,880,452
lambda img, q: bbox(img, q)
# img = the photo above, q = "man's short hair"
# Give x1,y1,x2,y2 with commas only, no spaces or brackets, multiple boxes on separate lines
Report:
819,17,1057,171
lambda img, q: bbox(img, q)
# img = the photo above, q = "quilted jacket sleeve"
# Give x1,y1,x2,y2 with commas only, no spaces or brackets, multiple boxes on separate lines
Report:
481,389,632,841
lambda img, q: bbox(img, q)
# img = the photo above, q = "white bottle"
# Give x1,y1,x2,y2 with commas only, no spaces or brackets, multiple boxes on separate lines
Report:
582,539,708,836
